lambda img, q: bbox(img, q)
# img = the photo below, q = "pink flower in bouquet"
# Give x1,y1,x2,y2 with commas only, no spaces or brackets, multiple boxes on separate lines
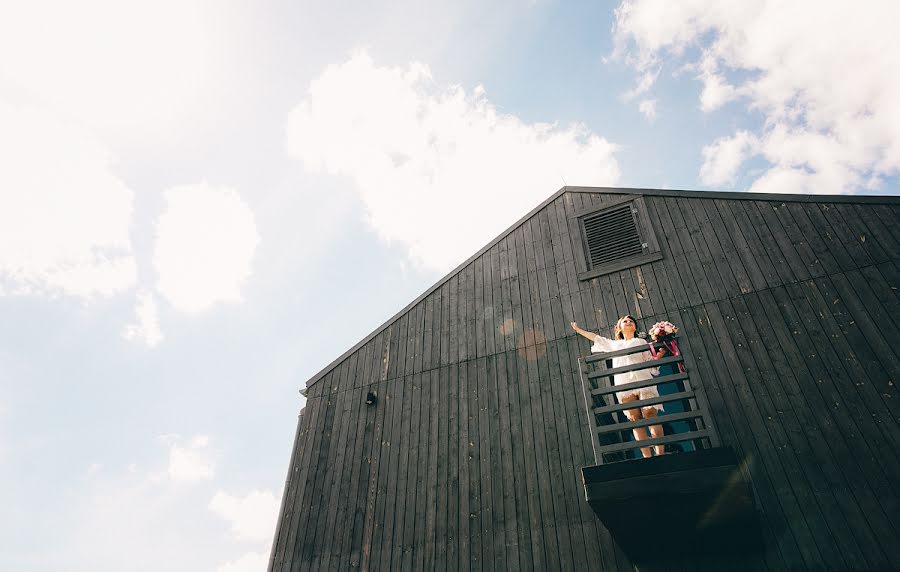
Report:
648,320,679,341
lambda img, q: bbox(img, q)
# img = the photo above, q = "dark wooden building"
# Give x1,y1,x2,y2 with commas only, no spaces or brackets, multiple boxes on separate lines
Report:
269,187,900,571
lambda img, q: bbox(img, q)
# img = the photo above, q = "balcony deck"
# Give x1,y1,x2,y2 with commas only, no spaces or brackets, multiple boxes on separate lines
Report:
579,338,761,565
582,447,760,562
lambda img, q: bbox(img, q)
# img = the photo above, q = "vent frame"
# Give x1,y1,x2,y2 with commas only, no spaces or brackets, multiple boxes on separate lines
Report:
574,196,662,280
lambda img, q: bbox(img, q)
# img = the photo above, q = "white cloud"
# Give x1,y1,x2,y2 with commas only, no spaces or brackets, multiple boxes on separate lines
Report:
167,435,214,482
209,489,279,543
122,290,164,348
700,131,758,186
85,463,103,479
624,69,660,100
697,53,736,112
0,0,222,136
287,51,620,272
0,100,136,298
154,183,259,313
613,0,900,194
62,467,224,571
216,551,268,572
638,99,657,121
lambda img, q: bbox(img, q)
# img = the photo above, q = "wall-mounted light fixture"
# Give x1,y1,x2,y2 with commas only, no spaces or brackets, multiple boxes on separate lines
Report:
365,391,377,406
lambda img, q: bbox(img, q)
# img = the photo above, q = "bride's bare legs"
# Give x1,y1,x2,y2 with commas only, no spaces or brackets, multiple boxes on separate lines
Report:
643,407,665,456
622,395,652,458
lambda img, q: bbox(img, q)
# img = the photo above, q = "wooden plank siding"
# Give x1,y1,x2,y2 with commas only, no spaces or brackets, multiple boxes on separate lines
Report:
271,189,900,571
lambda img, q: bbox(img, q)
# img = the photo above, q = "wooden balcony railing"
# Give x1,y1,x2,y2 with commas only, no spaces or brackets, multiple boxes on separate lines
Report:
578,337,719,464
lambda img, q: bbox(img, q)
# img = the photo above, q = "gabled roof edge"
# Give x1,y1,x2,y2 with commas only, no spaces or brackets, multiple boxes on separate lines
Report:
565,185,900,205
302,185,570,391
302,185,899,391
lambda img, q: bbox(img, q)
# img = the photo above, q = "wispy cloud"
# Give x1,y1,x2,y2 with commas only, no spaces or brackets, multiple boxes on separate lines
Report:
638,98,657,121
166,434,215,482
209,489,279,543
287,50,620,273
122,290,164,347
216,551,268,572
0,100,136,298
58,436,231,571
613,0,900,193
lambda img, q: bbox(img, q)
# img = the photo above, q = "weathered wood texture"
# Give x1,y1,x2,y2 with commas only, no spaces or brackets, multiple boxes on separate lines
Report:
271,190,900,571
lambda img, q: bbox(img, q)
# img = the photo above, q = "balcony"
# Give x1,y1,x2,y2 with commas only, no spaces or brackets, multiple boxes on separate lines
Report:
578,337,760,563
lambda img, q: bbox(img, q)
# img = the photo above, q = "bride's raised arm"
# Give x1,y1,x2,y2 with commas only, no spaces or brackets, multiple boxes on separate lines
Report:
571,322,616,351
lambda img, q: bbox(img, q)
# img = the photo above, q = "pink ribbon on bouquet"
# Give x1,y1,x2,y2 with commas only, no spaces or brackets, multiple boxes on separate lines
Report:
648,338,686,373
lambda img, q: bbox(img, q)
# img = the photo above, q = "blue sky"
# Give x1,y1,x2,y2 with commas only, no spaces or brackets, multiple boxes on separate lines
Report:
2,1,898,570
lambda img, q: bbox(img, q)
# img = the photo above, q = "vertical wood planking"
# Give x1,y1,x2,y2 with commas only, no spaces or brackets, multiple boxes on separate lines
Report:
718,199,782,289
374,374,405,570
399,372,424,569
366,375,398,569
326,371,367,570
465,262,477,362
784,202,842,276
705,301,821,569
645,196,693,308
748,200,808,283
526,212,573,568
530,211,575,568
560,336,616,571
728,295,846,568
805,277,900,479
830,272,900,449
757,288,892,570
312,361,354,569
676,196,725,301
767,201,825,279
737,200,797,286
270,397,315,570
487,354,518,570
353,335,388,569
518,221,562,569
816,203,873,268
485,245,499,357
466,359,483,569
296,388,339,569
688,304,800,569
412,371,433,570
547,339,588,566
700,198,755,293
475,255,487,359
657,196,705,305
274,189,900,572
835,203,888,264
423,369,441,570
422,291,436,373
412,301,425,376
446,363,461,572
540,200,590,569
478,356,496,570
871,205,900,253
800,202,856,272
434,365,451,570
336,352,373,569
784,281,900,554
687,197,737,296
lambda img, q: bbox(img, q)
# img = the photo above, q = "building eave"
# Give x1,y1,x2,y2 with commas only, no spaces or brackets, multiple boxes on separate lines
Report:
301,185,899,391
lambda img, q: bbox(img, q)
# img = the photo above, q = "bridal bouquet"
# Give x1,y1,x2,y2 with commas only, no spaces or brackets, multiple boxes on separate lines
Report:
647,321,685,372
648,321,678,342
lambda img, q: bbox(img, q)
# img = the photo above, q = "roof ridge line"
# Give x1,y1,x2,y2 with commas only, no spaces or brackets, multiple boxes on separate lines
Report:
302,185,899,390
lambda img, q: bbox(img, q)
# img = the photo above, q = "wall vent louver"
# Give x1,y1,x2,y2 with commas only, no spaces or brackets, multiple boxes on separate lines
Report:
583,204,644,268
